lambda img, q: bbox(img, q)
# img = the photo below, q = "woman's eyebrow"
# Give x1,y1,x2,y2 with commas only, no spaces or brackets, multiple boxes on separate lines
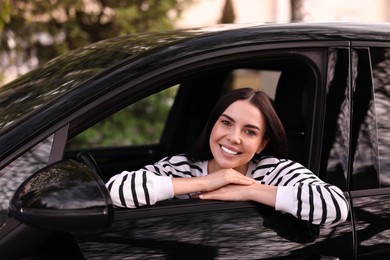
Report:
221,114,261,131
221,114,234,122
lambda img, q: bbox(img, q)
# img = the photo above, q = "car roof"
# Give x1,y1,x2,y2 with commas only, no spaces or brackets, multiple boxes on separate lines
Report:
1,22,390,166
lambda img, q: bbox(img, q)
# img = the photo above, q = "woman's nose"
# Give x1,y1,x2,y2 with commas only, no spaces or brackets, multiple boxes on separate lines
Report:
227,129,241,144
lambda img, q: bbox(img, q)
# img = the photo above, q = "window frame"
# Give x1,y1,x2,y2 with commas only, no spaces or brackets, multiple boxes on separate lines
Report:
79,44,336,217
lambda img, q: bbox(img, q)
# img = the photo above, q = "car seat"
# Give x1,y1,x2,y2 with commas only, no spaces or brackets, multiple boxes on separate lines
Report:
274,65,315,166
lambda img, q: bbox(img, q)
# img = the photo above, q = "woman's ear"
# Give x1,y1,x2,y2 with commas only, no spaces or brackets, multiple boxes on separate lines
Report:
256,138,270,154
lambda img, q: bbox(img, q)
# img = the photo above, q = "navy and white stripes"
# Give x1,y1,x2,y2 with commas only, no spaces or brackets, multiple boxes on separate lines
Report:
106,154,349,226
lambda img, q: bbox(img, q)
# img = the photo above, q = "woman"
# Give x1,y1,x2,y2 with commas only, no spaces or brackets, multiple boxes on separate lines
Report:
106,88,349,226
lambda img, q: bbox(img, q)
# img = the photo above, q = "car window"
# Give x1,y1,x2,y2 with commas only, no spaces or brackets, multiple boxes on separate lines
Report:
320,48,350,191
0,135,54,226
321,47,390,191
349,48,379,190
348,47,390,190
229,68,280,99
66,69,280,151
371,48,390,187
65,54,319,182
67,86,179,149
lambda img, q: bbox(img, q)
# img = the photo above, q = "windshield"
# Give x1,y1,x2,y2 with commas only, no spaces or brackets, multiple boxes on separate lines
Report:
0,29,207,134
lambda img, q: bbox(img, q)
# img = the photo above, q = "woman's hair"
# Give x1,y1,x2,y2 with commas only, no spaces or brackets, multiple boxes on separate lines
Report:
190,87,287,161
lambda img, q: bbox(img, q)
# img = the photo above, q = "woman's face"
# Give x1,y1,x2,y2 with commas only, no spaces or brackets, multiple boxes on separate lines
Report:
209,100,269,174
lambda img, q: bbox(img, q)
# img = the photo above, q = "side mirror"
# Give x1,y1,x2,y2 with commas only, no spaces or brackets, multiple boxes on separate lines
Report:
9,159,114,232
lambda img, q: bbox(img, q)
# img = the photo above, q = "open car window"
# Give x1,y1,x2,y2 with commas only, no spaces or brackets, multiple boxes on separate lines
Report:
67,86,179,149
65,49,320,189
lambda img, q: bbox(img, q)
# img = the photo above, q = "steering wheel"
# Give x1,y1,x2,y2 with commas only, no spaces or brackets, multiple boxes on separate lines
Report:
77,151,106,182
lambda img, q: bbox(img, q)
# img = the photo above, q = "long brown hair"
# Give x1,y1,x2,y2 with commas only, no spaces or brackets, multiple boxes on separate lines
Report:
191,88,287,161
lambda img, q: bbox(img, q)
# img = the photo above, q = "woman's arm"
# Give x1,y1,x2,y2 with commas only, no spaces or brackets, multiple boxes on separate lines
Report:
198,182,277,207
258,158,349,226
172,168,254,196
106,154,254,208
106,170,174,208
199,158,349,226
106,154,197,208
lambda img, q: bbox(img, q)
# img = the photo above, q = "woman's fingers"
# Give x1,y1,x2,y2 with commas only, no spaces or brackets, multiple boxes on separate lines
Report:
199,184,251,201
224,169,254,185
201,168,254,192
231,174,254,185
199,183,277,208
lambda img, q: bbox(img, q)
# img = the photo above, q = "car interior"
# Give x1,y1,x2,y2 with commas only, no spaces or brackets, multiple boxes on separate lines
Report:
64,58,318,187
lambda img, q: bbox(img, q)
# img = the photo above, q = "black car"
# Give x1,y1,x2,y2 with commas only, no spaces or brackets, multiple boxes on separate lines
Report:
1,22,390,259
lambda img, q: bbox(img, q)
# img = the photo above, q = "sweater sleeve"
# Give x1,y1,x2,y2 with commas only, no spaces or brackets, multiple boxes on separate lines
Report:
105,154,201,208
259,158,349,226
105,170,173,208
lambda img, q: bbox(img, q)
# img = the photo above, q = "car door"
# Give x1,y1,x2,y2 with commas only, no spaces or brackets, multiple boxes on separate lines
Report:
347,44,390,258
68,42,355,259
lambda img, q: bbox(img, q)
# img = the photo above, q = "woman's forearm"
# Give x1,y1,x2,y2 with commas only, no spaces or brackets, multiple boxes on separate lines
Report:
248,182,277,207
172,177,205,196
172,169,254,196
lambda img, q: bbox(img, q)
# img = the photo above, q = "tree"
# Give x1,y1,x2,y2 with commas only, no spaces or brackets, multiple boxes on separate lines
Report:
0,0,193,86
219,0,235,24
0,0,194,148
290,0,310,22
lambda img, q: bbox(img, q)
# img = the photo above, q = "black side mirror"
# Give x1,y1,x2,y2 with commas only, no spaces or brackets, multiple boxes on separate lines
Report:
9,159,114,232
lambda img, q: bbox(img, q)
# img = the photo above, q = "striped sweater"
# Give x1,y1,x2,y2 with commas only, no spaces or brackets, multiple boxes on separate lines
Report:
106,154,349,226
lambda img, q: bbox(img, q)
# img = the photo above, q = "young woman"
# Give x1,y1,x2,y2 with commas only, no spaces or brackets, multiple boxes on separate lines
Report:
106,88,349,226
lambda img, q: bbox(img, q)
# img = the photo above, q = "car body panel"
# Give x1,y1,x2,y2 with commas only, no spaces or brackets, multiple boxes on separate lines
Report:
75,205,353,259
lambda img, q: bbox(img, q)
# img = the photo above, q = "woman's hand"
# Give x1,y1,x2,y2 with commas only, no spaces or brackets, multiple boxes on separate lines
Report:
199,184,253,201
199,182,277,207
201,168,254,191
172,168,253,196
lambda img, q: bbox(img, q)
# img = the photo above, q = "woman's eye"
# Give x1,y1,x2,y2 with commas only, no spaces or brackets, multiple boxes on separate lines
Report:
221,120,231,126
244,129,256,136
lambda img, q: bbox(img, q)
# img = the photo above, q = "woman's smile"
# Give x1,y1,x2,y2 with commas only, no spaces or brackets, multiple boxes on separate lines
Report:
220,144,241,156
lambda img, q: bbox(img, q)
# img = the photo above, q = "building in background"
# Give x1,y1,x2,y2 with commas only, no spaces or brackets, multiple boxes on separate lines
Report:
176,0,390,28
175,0,390,90
2,0,390,86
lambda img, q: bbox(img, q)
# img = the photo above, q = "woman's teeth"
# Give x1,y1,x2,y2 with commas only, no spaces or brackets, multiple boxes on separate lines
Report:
221,145,238,155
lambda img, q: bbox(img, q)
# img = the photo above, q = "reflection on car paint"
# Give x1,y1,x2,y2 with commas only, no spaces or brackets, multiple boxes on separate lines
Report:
75,207,353,259
0,135,53,225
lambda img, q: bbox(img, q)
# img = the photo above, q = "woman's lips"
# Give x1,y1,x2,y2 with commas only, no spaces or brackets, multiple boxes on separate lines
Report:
220,145,240,155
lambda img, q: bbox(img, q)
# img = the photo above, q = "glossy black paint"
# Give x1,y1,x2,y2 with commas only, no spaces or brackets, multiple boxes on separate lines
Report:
350,189,390,257
76,207,323,259
9,159,114,232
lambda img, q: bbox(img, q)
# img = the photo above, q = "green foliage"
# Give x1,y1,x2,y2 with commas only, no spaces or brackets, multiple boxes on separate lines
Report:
0,0,11,31
67,86,179,149
1,0,193,64
1,0,193,148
